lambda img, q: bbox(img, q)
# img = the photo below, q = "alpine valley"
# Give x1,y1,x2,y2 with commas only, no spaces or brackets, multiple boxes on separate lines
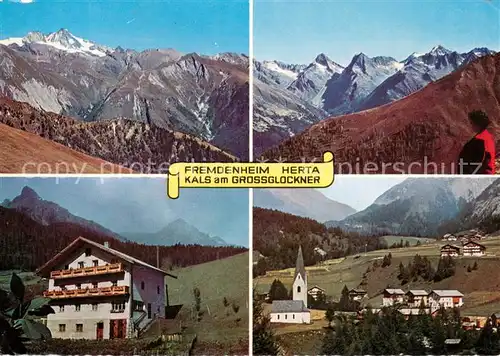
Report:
0,29,249,172
254,46,499,168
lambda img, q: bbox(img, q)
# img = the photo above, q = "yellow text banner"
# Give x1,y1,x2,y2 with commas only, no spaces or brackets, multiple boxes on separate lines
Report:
167,152,334,199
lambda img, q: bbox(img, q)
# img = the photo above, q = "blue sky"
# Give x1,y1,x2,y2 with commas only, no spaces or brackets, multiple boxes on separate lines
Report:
0,0,249,55
0,178,249,247
319,176,405,211
255,0,500,65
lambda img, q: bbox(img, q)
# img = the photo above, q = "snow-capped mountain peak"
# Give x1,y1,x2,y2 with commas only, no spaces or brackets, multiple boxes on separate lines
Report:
428,45,452,56
0,29,112,57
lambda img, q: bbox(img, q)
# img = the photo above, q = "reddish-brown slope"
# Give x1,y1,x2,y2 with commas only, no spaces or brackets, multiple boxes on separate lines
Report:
0,123,132,174
0,96,236,173
264,54,500,174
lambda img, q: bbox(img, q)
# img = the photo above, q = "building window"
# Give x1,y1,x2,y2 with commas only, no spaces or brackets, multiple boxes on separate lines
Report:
75,304,81,312
59,305,65,312
277,314,280,320
93,260,98,267
297,286,301,293
134,301,144,312
92,282,98,289
147,303,152,318
85,248,91,257
78,262,84,269
285,314,287,320
141,281,145,290
76,324,83,332
157,285,160,294
76,284,81,290
64,264,69,270
59,324,66,332
92,303,98,311
112,281,118,287
293,314,295,319
111,302,125,312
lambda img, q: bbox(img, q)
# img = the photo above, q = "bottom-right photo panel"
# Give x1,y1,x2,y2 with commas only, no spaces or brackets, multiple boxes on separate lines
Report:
253,176,500,355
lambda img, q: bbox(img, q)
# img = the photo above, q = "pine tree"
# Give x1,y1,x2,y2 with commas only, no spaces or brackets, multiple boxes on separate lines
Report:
268,279,288,301
253,294,278,355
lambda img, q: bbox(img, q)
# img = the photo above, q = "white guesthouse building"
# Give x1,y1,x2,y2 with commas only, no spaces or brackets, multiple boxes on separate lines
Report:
37,237,176,340
270,246,311,324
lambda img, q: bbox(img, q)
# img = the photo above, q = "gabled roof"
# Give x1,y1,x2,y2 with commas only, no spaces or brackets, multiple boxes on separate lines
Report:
308,285,325,292
271,300,309,313
441,244,460,251
294,246,306,282
431,290,464,297
407,290,429,296
349,288,367,294
384,288,405,295
36,236,177,278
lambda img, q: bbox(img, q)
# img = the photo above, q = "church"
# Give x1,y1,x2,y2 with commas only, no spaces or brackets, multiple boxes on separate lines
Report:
270,246,311,324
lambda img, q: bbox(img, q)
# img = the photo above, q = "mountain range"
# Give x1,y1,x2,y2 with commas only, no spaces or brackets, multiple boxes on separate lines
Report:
262,53,500,173
254,45,496,156
1,186,227,247
0,29,249,169
326,178,497,236
121,218,227,246
253,188,355,222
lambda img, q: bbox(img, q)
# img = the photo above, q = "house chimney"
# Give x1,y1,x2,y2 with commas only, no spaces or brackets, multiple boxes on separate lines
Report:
104,241,109,248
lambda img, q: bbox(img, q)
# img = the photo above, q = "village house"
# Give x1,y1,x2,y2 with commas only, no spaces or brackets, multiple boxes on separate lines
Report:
398,308,430,318
348,288,367,301
440,244,460,257
270,246,310,324
462,240,486,257
307,285,325,301
443,233,457,241
382,289,405,306
406,290,429,308
37,237,176,340
429,290,464,310
313,247,327,259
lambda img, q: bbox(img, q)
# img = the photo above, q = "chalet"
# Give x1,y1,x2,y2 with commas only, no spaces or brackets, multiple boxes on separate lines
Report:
382,289,405,306
406,290,429,307
270,247,310,324
440,244,460,257
314,247,327,258
429,290,464,310
443,233,457,241
307,285,325,301
348,288,367,301
36,237,177,340
462,240,486,257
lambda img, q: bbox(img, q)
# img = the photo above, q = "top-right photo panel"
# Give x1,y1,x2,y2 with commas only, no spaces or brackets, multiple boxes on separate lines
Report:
253,0,499,174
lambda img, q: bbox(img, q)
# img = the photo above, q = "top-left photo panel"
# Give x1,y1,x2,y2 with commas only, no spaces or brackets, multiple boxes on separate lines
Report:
0,0,249,174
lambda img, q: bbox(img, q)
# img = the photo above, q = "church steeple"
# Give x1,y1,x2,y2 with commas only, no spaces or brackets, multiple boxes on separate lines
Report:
292,246,308,307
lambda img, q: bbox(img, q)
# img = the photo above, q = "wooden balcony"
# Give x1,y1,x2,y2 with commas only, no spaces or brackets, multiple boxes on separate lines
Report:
44,286,129,299
50,263,124,279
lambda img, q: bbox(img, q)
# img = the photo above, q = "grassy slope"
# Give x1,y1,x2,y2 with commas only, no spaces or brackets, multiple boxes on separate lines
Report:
382,235,435,246
0,123,132,174
255,233,500,315
167,252,249,349
256,233,500,355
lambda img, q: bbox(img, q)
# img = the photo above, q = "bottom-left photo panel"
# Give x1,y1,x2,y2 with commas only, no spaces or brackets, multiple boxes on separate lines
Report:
0,177,249,355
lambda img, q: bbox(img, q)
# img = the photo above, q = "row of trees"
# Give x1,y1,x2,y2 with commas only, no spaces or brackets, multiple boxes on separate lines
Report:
397,255,456,284
322,306,500,355
0,207,246,272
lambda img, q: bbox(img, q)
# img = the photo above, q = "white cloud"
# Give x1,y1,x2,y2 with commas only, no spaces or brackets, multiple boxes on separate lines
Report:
7,0,35,3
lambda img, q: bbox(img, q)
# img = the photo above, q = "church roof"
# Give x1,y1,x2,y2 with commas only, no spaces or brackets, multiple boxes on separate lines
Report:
271,300,309,313
294,246,306,282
